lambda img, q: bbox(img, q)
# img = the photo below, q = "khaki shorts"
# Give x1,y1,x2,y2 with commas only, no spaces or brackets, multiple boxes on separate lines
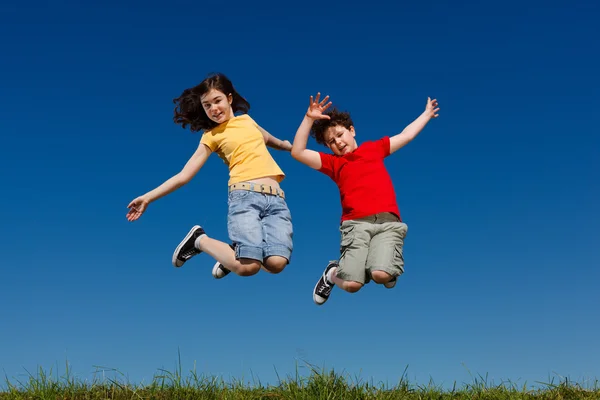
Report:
337,213,408,284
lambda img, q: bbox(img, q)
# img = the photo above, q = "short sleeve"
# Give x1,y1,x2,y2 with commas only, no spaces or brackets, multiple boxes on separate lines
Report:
318,152,336,179
370,136,390,158
243,114,259,128
200,132,218,152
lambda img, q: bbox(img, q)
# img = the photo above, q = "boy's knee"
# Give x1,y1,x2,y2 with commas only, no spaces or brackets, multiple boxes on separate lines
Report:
345,282,363,293
237,259,262,276
263,256,288,274
371,270,393,284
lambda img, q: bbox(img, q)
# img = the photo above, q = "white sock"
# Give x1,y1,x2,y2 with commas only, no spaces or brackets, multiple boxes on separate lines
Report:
194,234,207,250
326,266,337,284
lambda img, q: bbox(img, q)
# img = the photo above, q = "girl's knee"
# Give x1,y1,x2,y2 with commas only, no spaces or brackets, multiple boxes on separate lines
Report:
263,256,288,274
371,270,393,284
345,281,363,293
237,260,262,276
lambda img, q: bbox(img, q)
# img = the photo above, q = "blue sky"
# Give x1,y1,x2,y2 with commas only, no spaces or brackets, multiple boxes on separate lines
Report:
1,0,599,390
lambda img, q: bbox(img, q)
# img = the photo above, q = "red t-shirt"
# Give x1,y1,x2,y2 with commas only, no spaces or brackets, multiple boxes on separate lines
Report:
319,136,401,222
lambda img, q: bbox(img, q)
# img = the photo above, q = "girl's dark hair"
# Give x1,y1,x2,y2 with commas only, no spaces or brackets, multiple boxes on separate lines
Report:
310,107,354,145
173,73,250,132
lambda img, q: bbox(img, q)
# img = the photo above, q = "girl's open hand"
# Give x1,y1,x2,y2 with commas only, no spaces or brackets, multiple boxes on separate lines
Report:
306,93,332,120
126,196,149,221
426,97,440,118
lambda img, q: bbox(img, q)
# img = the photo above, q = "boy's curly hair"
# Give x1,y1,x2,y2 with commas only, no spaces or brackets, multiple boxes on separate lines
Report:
310,107,354,146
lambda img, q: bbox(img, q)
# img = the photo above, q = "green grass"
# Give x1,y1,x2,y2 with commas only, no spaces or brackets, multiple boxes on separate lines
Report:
1,362,598,400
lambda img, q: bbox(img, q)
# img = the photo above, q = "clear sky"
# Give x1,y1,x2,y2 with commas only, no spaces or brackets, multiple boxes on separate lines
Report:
1,0,599,389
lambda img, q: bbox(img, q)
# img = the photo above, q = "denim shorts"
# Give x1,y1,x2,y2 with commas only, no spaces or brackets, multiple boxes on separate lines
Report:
227,189,293,263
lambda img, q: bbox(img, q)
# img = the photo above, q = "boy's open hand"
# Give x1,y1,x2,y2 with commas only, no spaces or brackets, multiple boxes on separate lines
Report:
426,97,440,118
306,92,332,120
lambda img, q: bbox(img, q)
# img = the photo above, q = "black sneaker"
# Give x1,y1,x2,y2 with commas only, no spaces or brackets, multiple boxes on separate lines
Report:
211,244,235,279
384,276,397,289
172,225,205,268
313,260,338,305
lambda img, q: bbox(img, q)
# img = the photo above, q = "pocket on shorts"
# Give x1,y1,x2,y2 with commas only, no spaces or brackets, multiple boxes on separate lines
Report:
228,190,251,204
339,223,355,256
393,240,405,273
395,222,408,238
393,244,404,264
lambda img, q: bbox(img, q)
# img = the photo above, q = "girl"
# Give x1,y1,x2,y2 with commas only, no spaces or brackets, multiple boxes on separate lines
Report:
127,73,293,278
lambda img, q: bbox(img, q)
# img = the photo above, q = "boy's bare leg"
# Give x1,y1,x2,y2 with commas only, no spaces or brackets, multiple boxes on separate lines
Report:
328,266,363,293
371,270,397,289
313,261,364,306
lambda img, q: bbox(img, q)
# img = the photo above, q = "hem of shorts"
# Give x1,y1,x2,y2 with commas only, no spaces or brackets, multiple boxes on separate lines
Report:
235,245,264,262
335,268,367,285
369,266,404,278
263,245,292,262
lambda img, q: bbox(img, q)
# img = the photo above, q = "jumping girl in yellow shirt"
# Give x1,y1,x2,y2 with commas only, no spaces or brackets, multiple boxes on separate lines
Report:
126,73,293,279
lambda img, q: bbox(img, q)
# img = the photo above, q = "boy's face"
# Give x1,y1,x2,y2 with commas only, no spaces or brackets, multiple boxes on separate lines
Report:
324,125,357,156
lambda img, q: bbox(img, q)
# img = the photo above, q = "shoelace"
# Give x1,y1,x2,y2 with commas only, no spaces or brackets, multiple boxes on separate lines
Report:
317,281,331,295
182,248,199,258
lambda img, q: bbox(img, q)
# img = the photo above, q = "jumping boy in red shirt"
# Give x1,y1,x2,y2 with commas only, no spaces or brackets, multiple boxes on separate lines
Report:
291,93,440,305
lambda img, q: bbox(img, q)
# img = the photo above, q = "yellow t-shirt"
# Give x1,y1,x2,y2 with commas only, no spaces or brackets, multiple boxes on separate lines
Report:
200,114,285,186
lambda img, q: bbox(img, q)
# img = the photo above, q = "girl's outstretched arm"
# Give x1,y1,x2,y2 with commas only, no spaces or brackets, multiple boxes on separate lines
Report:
389,97,440,154
291,93,332,170
257,125,292,151
126,143,212,221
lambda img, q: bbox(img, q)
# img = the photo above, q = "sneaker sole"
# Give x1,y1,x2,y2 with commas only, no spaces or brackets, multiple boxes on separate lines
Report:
171,225,201,268
212,261,226,278
384,276,398,289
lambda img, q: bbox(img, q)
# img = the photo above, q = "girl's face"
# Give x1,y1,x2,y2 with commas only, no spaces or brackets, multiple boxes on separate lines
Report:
201,89,234,124
324,125,357,156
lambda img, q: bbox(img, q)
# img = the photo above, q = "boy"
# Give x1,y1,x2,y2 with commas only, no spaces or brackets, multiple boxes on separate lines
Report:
290,93,440,305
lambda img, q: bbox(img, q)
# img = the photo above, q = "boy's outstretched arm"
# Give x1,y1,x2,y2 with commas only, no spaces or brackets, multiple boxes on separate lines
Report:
257,125,292,151
390,97,440,154
291,116,322,169
291,93,332,170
